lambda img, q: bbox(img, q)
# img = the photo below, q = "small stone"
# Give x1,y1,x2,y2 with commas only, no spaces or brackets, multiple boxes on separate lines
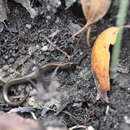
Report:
72,102,82,107
124,116,130,124
66,0,76,8
37,54,45,61
0,59,6,65
55,17,60,23
29,89,37,96
27,96,43,108
41,45,49,52
68,22,81,34
8,57,15,64
28,45,37,55
49,0,61,8
88,126,95,130
4,55,8,60
46,15,51,20
36,45,39,49
49,30,60,38
0,23,4,33
25,24,32,29
2,65,9,71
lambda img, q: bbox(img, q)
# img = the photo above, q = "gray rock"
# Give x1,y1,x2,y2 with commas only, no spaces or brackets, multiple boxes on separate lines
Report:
0,22,4,32
0,0,7,22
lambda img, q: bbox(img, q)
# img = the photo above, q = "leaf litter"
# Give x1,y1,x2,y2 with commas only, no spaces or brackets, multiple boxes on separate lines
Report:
73,0,111,46
91,27,119,102
0,0,37,23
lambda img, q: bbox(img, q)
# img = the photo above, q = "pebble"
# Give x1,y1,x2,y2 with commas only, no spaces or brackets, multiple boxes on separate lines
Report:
27,96,43,108
49,0,61,8
0,59,6,65
124,116,130,124
28,46,37,55
72,102,82,107
25,24,32,29
88,126,95,130
49,30,60,38
41,45,49,52
66,0,76,8
4,55,8,60
38,54,45,61
8,57,15,64
68,22,81,34
46,16,51,20
2,65,9,71
0,23,4,33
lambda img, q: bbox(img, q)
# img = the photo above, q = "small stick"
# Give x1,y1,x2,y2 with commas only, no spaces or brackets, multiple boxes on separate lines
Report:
86,26,91,47
72,23,90,37
69,125,87,130
43,35,71,59
63,111,83,122
30,112,37,120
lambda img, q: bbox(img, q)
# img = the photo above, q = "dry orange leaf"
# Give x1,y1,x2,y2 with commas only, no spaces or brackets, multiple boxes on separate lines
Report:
91,27,119,102
73,0,111,46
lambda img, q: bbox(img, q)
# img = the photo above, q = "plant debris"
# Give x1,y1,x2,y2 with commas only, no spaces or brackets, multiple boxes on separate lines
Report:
13,0,38,18
73,0,111,46
0,0,37,21
91,27,119,102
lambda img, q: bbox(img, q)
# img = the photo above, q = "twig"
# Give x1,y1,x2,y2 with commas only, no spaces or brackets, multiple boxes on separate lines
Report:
42,35,71,59
30,112,37,120
63,110,83,122
69,125,87,130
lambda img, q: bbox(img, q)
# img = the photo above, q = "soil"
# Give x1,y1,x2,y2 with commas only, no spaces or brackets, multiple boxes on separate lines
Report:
0,0,130,130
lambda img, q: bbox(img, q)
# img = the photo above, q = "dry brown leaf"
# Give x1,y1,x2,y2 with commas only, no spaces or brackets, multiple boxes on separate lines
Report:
73,0,111,46
0,0,7,22
14,0,38,18
91,27,119,102
0,0,37,22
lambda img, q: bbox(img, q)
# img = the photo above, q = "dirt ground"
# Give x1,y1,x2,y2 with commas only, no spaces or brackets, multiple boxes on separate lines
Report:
0,0,130,130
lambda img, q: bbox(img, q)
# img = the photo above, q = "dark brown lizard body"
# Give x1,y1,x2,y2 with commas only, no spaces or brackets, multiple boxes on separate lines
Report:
3,62,73,106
